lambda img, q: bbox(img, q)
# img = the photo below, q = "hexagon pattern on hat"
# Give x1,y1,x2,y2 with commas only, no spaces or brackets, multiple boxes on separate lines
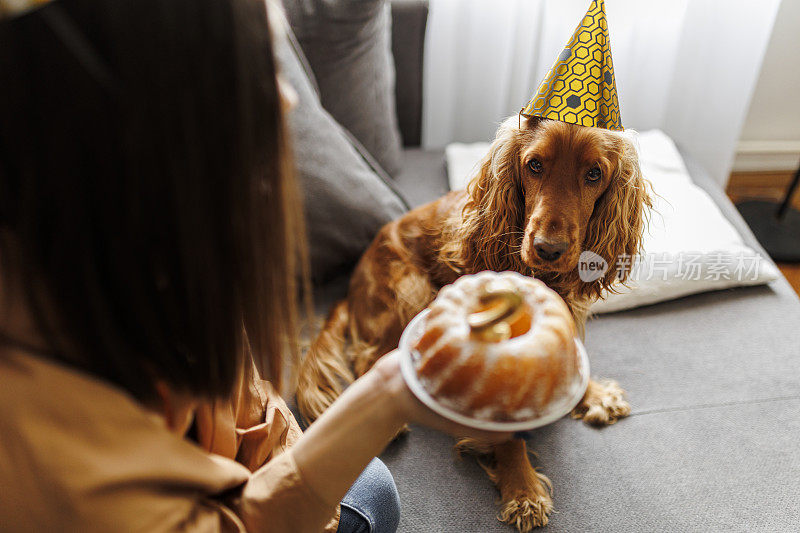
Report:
521,0,622,130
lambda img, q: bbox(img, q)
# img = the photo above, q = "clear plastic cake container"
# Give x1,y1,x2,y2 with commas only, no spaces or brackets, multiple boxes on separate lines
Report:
398,309,590,432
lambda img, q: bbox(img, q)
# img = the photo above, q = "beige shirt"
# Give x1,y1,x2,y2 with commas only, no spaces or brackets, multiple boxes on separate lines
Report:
0,350,339,532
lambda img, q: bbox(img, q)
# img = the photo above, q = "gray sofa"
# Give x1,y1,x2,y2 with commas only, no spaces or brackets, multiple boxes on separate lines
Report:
314,2,800,531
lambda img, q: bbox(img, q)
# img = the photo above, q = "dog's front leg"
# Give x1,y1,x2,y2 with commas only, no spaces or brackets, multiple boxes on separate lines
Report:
492,439,553,531
455,438,553,531
570,378,630,426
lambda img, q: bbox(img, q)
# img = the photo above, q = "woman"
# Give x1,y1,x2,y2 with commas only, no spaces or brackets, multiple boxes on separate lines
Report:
0,0,509,531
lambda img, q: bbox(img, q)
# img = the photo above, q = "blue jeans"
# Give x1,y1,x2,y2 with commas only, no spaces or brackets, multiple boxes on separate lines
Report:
336,458,400,533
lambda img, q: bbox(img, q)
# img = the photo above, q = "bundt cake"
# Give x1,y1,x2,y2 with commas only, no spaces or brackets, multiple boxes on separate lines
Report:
410,271,579,422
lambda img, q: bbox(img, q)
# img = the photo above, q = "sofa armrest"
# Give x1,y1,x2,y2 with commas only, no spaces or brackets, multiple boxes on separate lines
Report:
391,0,429,147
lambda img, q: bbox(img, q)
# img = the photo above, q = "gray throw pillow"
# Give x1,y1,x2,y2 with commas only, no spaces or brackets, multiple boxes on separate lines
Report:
273,13,408,282
283,0,404,176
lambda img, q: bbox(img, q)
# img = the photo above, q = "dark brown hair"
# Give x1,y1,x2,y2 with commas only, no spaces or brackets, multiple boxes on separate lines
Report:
0,0,305,401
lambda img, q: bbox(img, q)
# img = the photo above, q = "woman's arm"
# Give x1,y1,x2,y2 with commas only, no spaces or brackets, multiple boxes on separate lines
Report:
239,351,511,531
287,353,411,508
292,350,514,508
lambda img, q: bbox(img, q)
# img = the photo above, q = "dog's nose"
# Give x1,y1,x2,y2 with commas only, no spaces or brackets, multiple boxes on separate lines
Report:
533,237,568,262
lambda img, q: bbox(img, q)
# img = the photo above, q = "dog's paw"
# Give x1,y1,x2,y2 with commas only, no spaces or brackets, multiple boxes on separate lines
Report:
454,437,495,459
571,378,630,426
497,489,554,531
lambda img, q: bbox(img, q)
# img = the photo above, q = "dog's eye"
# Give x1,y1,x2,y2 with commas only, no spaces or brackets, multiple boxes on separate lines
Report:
528,159,543,174
586,166,602,182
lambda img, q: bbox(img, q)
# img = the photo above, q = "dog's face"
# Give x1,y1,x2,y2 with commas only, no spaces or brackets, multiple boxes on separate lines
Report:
456,115,651,298
518,117,619,272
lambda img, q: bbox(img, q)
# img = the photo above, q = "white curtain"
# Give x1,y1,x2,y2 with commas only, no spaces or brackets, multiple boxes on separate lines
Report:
422,0,781,185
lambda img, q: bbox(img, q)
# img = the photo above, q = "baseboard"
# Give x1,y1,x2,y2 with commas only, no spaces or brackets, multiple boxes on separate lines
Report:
733,140,800,172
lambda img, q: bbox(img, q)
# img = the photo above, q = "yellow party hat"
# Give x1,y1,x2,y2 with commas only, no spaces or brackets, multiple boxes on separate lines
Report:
521,0,622,130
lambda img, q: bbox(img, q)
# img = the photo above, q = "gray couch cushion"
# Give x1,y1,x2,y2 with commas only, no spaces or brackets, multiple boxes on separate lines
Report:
390,0,428,147
392,148,449,208
283,0,404,176
384,400,800,532
312,148,800,531
274,16,408,282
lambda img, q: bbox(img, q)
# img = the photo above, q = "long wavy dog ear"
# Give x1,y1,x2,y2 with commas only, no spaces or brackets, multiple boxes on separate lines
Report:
448,118,528,273
581,134,653,299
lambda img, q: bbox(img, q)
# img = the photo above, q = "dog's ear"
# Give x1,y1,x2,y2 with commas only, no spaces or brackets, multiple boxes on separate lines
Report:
519,114,546,132
441,118,527,273
582,134,653,298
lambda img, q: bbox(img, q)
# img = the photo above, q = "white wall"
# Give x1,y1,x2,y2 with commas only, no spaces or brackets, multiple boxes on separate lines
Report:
735,0,800,172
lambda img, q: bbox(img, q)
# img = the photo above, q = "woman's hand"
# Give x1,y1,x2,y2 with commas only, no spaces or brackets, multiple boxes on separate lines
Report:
369,350,514,444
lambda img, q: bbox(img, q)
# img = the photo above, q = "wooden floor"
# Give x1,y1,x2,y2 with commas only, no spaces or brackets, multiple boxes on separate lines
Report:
778,263,800,295
726,170,800,296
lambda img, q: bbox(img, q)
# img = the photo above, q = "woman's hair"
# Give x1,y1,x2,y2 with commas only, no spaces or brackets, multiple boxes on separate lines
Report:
0,0,306,401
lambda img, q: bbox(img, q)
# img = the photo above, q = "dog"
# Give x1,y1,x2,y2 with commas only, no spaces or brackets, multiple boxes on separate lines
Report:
297,114,652,530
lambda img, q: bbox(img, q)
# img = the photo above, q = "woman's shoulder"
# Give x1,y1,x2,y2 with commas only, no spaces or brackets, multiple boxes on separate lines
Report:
0,351,251,531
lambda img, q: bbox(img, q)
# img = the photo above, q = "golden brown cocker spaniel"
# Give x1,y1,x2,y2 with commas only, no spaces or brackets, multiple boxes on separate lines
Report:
298,115,652,531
